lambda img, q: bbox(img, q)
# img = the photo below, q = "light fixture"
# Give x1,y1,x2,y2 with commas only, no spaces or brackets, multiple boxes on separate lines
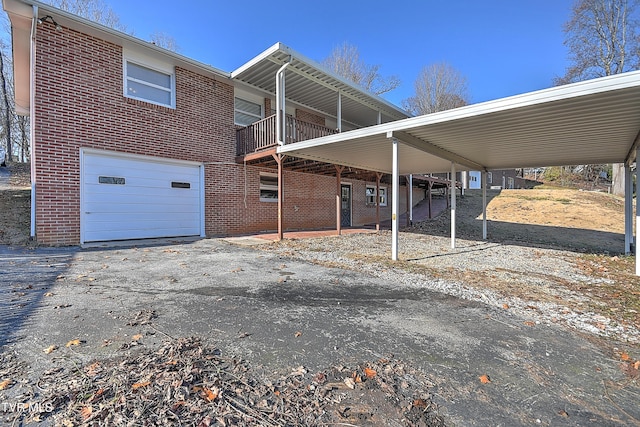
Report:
37,15,62,31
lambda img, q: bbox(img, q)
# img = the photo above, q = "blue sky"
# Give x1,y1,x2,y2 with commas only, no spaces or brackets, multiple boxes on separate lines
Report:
105,0,575,107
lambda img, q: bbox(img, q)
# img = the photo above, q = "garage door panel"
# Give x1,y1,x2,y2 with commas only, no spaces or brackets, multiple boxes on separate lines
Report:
82,151,202,243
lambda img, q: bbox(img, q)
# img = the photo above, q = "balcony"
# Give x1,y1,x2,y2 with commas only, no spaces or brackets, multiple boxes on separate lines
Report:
236,114,339,156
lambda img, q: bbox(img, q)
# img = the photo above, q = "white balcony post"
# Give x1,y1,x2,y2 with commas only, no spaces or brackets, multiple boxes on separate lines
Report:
451,162,456,249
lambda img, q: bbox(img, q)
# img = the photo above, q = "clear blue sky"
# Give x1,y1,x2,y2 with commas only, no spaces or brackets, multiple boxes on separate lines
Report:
105,0,575,107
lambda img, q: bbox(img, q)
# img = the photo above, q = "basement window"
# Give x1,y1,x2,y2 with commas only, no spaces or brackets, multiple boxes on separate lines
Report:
259,172,278,202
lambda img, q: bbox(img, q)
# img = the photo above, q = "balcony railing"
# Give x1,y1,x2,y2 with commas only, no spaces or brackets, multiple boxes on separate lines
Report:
236,114,338,156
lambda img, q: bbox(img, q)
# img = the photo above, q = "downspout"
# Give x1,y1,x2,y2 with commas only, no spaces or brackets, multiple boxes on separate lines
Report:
275,59,290,145
29,5,38,239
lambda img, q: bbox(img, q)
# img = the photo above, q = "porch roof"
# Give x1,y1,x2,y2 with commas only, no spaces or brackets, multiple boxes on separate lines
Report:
231,43,410,129
278,70,640,174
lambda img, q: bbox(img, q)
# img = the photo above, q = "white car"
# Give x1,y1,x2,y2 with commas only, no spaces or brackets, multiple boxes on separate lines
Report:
0,146,5,166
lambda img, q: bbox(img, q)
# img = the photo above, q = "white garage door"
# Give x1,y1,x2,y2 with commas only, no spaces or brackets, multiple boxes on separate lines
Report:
81,150,203,243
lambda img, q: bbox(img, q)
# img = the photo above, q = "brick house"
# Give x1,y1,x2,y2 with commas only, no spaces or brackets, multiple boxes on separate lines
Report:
4,0,423,245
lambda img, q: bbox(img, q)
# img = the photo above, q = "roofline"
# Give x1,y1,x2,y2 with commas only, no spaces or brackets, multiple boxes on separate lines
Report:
279,69,640,154
3,0,231,80
232,42,410,120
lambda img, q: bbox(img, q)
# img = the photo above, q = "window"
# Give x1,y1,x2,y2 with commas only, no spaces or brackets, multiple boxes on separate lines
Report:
487,172,493,184
366,186,376,205
99,176,125,185
124,60,175,108
378,188,387,207
235,97,262,126
260,173,278,202
508,177,515,189
366,186,387,206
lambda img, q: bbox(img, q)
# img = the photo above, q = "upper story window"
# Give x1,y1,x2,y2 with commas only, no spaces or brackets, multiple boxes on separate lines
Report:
235,97,262,126
124,60,175,108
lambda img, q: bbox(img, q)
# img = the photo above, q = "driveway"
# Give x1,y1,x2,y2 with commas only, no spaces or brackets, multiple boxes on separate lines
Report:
1,237,638,426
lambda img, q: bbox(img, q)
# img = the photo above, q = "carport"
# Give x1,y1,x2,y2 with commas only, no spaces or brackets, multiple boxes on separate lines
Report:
278,70,640,274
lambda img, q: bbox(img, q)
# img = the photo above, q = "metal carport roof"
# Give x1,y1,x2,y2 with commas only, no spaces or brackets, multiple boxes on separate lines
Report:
278,70,640,174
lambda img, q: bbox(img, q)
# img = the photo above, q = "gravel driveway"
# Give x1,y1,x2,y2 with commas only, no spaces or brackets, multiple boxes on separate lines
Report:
1,235,639,426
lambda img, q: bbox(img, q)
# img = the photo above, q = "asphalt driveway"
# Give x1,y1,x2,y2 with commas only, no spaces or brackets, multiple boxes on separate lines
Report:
1,237,638,426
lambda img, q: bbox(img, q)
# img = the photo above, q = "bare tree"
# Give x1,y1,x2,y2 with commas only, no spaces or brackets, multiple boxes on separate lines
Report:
556,0,639,85
323,42,400,95
44,0,128,31
556,0,640,195
0,46,12,162
149,31,180,52
402,62,470,115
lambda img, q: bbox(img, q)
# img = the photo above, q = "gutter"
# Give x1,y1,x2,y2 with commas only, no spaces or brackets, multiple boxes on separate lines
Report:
29,4,36,239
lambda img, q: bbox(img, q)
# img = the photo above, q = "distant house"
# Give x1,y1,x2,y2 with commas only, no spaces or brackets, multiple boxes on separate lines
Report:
4,0,436,245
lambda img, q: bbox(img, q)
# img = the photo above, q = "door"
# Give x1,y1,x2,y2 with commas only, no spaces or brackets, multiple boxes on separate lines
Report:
341,184,351,227
81,150,203,243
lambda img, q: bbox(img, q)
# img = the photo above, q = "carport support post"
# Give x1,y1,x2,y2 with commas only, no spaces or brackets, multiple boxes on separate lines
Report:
336,165,344,236
391,137,399,261
376,172,382,231
482,171,487,240
626,164,633,252
408,174,413,226
451,162,456,249
636,147,640,275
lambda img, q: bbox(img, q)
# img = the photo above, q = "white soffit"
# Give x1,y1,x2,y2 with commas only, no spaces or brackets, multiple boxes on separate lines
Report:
279,70,640,174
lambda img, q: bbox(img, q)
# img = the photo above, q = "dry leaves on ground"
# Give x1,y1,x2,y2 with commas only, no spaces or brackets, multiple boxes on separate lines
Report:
29,337,444,426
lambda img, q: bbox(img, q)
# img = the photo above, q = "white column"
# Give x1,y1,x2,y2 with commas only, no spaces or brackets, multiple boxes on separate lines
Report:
275,62,289,145
451,162,456,249
392,138,399,261
482,171,487,240
337,91,342,132
408,174,413,225
625,164,633,254
377,111,382,125
636,147,640,275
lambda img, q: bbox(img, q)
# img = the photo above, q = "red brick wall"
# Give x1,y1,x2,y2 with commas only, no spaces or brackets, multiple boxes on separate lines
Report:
296,109,325,126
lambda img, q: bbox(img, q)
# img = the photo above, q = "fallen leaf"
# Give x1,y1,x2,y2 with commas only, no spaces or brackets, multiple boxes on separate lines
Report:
132,381,151,390
343,377,355,389
44,292,54,297
502,303,510,309
479,374,491,384
634,361,640,370
86,362,100,376
558,409,569,418
80,405,93,420
0,379,11,390
43,345,57,354
294,331,302,338
231,267,243,273
413,398,428,408
523,321,536,327
65,339,81,347
201,387,219,402
621,352,631,361
364,368,377,379
132,334,143,341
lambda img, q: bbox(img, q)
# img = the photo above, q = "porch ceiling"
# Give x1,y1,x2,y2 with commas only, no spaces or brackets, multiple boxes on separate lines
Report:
278,71,640,175
231,43,409,128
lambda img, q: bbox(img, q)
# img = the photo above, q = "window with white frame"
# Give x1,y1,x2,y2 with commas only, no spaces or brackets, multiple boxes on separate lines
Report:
508,177,515,189
259,172,278,202
366,186,376,205
487,172,493,184
235,97,263,126
124,60,174,108
379,187,387,207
